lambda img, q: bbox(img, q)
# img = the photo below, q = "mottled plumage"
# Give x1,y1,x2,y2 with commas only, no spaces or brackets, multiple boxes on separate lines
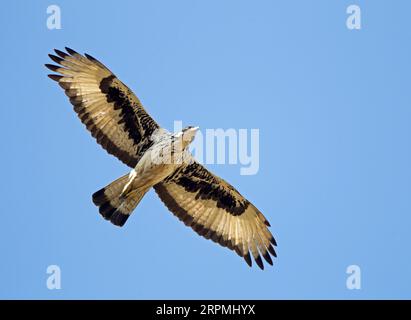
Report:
46,48,277,269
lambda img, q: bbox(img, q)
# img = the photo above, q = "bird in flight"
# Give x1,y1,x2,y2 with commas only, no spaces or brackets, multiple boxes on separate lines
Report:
46,48,277,269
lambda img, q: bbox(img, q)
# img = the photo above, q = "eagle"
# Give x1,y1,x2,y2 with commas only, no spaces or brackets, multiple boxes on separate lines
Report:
45,48,277,269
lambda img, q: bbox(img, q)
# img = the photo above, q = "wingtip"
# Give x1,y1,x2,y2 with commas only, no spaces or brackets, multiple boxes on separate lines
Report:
262,251,273,266
45,64,60,72
65,47,78,55
54,48,69,58
85,53,97,61
48,54,64,64
255,255,264,270
268,244,277,257
47,74,63,82
270,236,277,246
244,252,252,267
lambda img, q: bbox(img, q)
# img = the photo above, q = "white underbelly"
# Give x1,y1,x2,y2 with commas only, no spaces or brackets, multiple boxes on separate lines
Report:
131,147,181,188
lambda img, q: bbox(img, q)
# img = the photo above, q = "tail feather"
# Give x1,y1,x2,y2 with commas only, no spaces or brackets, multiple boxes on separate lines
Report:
92,174,148,227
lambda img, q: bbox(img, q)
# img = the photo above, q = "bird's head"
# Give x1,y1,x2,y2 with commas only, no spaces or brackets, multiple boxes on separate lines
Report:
180,126,199,148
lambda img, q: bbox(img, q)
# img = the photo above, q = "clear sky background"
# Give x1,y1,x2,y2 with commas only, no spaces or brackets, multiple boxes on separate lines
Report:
0,0,410,299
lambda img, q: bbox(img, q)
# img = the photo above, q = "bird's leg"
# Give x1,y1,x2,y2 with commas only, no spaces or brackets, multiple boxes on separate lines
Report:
120,170,138,200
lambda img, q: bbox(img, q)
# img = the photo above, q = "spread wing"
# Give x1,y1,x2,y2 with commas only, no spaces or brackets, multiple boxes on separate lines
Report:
46,47,159,167
154,161,277,269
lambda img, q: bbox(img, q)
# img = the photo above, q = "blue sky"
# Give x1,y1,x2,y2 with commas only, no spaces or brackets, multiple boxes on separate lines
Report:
0,0,410,299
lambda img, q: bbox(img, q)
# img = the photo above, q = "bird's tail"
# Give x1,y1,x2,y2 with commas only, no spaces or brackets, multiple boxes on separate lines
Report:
92,174,149,227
